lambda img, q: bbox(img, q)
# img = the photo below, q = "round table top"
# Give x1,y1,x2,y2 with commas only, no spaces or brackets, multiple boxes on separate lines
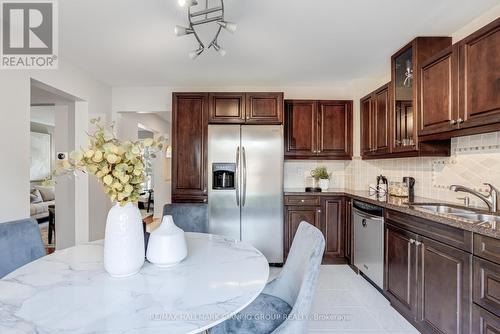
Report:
0,233,269,334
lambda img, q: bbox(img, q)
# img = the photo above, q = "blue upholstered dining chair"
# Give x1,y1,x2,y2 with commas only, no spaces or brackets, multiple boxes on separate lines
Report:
210,221,325,334
163,203,208,233
0,218,45,278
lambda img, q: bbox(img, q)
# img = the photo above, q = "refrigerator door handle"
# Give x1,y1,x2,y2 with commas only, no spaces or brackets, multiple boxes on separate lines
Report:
235,146,240,206
242,146,247,207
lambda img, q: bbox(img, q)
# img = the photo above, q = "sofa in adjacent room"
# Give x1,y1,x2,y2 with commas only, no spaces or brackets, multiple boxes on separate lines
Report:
30,186,55,223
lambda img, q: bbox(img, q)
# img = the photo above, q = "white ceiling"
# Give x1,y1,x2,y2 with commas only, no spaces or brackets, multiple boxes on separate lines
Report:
59,0,499,87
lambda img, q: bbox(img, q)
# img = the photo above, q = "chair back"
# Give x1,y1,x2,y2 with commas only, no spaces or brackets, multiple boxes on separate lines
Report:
263,221,325,333
163,203,208,233
0,218,45,278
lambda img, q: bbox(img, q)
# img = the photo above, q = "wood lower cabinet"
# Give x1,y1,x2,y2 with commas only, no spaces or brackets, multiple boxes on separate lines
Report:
385,211,473,334
172,93,208,203
384,224,418,319
285,100,352,160
284,195,348,264
284,205,321,260
416,236,471,334
344,198,353,264
321,197,345,262
472,304,500,334
245,92,283,124
474,257,500,316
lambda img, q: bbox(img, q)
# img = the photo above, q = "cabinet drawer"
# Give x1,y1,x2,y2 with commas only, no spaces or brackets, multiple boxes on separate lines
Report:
472,304,500,334
284,196,320,206
474,257,500,316
475,234,500,264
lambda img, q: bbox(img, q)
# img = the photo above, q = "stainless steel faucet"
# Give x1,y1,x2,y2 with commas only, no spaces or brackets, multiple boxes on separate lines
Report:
449,183,499,213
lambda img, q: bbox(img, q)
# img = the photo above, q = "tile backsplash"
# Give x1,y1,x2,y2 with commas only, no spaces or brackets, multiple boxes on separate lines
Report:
284,131,500,209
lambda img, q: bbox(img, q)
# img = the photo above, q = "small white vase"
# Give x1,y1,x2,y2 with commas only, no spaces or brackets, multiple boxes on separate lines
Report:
146,215,188,267
104,203,145,278
319,179,330,191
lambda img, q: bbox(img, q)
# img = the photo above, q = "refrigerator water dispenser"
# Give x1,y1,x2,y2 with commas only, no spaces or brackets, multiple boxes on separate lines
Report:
212,163,236,190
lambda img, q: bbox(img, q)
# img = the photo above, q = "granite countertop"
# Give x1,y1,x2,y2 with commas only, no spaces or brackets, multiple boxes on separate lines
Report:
284,188,500,239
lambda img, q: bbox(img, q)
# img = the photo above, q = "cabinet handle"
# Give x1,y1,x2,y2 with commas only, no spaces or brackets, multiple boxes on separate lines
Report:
301,199,305,203
317,209,321,213
457,118,464,124
203,199,207,203
450,120,457,125
203,188,207,193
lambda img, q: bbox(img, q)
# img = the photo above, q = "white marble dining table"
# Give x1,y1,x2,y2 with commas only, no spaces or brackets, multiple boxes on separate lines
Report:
0,233,270,334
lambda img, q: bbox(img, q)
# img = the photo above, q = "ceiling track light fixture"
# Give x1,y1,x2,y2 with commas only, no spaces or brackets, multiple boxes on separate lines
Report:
175,0,237,59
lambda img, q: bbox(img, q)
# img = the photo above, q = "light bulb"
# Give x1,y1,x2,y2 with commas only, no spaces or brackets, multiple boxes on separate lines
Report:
217,21,237,33
188,45,204,60
174,25,193,36
211,42,226,57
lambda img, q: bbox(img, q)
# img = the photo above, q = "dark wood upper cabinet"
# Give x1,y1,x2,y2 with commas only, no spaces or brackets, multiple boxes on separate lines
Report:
361,84,391,158
374,87,391,154
360,96,373,157
419,18,500,141
172,93,208,203
208,93,245,123
245,92,283,124
416,236,472,334
208,92,283,124
459,18,500,130
419,45,459,136
285,100,352,160
391,37,451,154
284,100,317,157
316,101,353,158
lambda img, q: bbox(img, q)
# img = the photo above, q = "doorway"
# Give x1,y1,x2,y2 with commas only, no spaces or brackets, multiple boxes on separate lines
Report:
30,79,89,251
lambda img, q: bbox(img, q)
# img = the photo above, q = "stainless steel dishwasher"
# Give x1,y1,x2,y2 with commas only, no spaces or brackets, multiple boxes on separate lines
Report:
353,200,384,289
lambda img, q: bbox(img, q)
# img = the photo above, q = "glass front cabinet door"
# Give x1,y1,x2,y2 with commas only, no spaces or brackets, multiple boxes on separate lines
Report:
392,45,415,152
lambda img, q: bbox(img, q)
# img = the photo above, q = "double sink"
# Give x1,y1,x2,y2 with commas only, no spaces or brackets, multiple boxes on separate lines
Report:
408,203,500,230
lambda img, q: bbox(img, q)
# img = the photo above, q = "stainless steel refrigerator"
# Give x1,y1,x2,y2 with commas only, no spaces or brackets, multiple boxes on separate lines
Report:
208,125,284,264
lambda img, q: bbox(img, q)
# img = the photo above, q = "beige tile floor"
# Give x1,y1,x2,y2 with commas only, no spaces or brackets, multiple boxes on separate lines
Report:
270,265,419,333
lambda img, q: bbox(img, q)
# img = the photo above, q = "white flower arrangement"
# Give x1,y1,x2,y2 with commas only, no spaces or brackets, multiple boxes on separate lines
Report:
49,118,166,206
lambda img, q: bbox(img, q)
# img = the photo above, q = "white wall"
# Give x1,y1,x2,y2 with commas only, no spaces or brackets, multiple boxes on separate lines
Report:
0,59,112,248
116,112,171,218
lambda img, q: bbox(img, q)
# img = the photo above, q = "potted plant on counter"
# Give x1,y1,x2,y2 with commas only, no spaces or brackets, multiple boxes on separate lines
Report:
311,166,331,191
51,118,166,277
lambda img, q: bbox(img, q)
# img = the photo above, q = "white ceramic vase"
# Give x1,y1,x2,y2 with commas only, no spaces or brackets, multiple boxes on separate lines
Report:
319,179,330,191
104,203,145,278
146,215,188,267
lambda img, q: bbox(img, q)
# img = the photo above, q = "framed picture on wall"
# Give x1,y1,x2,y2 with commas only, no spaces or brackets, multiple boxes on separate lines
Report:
30,132,52,181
